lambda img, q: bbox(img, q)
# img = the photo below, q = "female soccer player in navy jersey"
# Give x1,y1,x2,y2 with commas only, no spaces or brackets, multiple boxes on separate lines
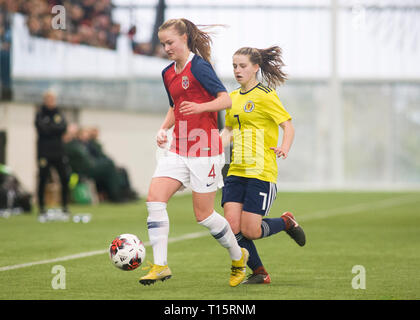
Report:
220,46,306,284
139,18,248,287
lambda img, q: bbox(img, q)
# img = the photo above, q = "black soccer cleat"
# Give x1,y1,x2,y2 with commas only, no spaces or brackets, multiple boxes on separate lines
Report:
139,275,172,286
242,273,271,284
281,212,306,247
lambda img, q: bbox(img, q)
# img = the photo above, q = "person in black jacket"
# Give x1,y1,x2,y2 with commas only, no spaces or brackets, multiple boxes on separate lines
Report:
35,89,69,216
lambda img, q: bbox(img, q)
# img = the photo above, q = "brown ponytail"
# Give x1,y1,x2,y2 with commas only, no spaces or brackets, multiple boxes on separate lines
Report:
234,46,288,88
159,18,216,63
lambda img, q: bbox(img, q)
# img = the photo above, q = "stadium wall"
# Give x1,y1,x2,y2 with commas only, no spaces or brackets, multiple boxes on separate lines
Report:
11,13,169,113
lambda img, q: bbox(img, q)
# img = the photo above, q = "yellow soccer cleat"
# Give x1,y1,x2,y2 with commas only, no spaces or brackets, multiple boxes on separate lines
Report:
229,248,249,287
139,261,172,286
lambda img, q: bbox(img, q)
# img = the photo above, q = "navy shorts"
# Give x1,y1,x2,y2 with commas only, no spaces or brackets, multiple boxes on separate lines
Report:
221,175,277,216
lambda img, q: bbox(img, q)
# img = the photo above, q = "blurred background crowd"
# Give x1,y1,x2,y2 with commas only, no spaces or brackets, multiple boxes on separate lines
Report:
1,0,120,50
0,0,166,57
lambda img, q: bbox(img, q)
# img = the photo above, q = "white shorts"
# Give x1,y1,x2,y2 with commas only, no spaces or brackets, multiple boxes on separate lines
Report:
153,151,225,193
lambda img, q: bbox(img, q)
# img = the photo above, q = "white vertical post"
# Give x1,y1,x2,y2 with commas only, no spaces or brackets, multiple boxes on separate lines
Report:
330,0,344,187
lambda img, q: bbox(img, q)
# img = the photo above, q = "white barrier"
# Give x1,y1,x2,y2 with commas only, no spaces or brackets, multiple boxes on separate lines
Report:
11,13,168,79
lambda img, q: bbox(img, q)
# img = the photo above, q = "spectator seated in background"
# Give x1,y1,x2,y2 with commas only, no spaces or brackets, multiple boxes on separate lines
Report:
63,123,139,203
85,126,139,202
62,123,93,181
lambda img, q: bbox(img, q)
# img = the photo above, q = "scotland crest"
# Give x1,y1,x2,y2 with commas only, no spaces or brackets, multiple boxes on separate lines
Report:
243,100,255,112
182,76,189,89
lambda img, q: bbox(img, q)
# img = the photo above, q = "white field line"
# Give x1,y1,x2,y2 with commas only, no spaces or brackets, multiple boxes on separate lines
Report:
0,231,208,272
0,194,418,272
0,249,109,272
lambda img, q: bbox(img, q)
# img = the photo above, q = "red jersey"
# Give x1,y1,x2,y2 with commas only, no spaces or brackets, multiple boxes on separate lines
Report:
162,53,227,157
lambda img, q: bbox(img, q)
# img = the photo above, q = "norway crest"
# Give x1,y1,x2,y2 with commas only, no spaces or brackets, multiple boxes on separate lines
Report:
243,100,255,112
182,76,189,89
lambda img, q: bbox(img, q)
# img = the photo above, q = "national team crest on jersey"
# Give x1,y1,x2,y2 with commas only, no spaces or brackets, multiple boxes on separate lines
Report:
243,100,255,113
182,76,189,89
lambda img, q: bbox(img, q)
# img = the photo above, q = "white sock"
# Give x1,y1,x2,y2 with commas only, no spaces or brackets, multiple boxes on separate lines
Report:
198,211,242,261
146,202,169,266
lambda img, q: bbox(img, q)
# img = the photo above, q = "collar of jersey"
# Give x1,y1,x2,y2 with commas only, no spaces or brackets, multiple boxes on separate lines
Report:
239,82,261,95
174,52,195,74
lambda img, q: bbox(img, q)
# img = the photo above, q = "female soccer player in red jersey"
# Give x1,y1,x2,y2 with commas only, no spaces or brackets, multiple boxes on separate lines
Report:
220,46,306,284
139,18,248,287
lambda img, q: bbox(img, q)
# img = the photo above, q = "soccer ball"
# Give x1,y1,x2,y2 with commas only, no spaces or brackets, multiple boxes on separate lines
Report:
109,233,146,271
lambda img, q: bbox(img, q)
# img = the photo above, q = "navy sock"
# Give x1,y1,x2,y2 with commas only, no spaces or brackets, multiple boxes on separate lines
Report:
235,232,263,272
260,217,286,238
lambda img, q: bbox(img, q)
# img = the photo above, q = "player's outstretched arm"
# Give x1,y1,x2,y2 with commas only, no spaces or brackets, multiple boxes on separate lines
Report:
179,91,231,115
